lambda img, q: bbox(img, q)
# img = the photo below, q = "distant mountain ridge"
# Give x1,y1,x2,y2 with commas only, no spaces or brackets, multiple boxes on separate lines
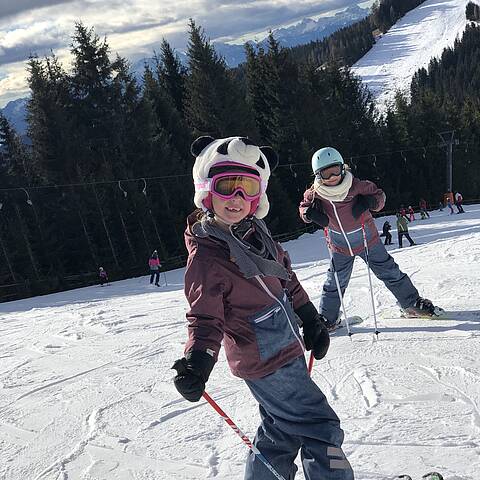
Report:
1,4,370,136
214,5,370,66
1,97,28,137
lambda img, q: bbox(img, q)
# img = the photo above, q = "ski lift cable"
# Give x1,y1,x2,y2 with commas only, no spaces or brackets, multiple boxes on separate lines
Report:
0,141,475,193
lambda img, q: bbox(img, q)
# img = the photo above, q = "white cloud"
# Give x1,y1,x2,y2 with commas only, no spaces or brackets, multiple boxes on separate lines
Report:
0,0,364,107
0,63,29,107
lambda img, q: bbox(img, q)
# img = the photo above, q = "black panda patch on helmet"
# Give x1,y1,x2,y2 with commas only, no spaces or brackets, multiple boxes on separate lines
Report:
191,136,215,157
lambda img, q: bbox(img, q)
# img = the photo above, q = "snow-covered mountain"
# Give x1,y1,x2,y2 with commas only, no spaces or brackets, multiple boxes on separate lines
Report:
351,0,469,111
0,97,28,137
213,4,370,66
2,206,480,479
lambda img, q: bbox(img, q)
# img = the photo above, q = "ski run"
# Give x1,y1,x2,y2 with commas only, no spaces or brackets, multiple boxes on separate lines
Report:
1,205,479,479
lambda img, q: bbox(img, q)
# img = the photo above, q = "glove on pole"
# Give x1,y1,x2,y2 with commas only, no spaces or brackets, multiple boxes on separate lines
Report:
202,392,287,480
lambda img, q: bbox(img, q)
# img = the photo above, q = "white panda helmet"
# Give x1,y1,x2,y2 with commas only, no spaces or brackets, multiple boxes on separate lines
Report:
191,136,278,219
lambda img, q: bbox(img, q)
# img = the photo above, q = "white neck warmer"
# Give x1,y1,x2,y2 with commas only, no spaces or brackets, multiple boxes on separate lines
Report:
313,171,353,202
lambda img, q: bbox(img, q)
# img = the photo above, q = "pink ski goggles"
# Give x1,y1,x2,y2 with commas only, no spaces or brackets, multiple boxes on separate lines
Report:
196,172,264,201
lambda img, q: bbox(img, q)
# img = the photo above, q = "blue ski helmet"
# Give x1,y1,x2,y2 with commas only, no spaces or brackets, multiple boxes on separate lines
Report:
311,147,344,174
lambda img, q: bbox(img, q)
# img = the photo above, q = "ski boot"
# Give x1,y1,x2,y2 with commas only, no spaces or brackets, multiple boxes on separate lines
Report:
323,314,363,333
422,473,444,480
402,297,444,318
324,317,342,333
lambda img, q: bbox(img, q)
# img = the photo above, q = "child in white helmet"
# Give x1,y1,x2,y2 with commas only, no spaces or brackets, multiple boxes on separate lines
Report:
299,147,443,329
172,136,354,480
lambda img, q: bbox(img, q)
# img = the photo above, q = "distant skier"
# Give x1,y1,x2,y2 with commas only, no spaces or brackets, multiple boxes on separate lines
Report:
396,213,416,248
299,146,442,329
148,250,161,286
172,136,354,480
419,198,430,218
446,196,455,215
454,191,465,213
99,267,108,286
381,220,393,245
399,205,409,221
408,205,415,222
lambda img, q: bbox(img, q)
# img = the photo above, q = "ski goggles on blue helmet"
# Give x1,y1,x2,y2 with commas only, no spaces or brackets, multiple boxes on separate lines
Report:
315,163,344,180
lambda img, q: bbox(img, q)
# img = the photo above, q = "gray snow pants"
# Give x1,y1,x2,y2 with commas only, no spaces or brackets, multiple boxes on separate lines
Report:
244,356,354,480
320,233,419,324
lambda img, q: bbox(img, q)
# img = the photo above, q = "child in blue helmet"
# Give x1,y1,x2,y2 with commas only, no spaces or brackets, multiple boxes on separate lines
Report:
299,147,443,329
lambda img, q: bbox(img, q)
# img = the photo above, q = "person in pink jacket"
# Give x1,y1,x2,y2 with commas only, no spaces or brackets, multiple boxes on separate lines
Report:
148,250,161,286
172,136,353,480
98,267,108,286
299,147,442,330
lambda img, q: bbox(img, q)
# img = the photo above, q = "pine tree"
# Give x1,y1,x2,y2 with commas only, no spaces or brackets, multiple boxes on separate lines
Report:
157,39,187,115
26,54,73,182
69,22,119,179
185,19,255,138
0,112,31,182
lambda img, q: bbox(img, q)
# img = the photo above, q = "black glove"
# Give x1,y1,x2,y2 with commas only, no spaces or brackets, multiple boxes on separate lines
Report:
295,302,330,360
172,350,215,402
305,205,329,228
352,194,377,219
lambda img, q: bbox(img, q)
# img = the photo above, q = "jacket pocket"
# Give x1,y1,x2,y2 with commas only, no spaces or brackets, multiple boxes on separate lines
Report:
249,299,297,362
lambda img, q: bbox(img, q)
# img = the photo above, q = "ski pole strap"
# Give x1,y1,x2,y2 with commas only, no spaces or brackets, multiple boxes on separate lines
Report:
202,392,287,480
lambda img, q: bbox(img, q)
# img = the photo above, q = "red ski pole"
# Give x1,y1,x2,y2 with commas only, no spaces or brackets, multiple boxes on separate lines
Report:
202,391,287,480
308,352,315,375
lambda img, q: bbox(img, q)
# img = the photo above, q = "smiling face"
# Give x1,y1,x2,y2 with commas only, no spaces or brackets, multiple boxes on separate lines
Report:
211,192,251,226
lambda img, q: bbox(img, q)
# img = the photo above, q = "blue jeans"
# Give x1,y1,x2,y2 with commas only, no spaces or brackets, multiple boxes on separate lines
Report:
320,238,419,324
244,357,354,480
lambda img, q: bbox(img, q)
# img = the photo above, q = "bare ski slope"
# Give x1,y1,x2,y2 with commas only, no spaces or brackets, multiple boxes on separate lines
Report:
352,0,469,110
1,206,480,479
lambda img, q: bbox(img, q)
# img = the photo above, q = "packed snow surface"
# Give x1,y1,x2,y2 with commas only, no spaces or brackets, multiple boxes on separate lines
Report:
1,206,480,479
352,0,469,110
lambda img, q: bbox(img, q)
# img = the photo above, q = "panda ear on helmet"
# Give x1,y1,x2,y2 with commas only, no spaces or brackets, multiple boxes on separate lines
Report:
191,136,215,157
259,146,279,172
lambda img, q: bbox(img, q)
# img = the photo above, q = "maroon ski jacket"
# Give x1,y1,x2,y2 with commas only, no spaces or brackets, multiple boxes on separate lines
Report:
183,212,310,380
299,177,386,256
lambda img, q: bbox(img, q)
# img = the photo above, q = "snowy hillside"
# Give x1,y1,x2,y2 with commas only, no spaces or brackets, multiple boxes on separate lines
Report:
1,206,480,479
352,0,469,111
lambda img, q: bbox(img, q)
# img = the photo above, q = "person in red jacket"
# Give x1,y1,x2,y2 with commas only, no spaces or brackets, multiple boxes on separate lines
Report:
299,147,442,330
172,136,353,480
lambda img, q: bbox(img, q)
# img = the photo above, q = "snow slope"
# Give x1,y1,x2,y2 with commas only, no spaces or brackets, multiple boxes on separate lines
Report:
1,206,480,479
351,0,469,111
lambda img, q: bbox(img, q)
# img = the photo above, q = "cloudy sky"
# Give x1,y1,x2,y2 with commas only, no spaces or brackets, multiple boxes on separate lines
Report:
0,0,369,107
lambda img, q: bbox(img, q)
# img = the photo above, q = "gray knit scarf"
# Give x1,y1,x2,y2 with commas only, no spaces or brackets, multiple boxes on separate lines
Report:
193,216,290,280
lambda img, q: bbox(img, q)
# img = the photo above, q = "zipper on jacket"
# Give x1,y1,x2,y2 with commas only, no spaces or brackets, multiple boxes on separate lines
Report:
329,200,354,256
254,306,282,324
255,276,305,351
